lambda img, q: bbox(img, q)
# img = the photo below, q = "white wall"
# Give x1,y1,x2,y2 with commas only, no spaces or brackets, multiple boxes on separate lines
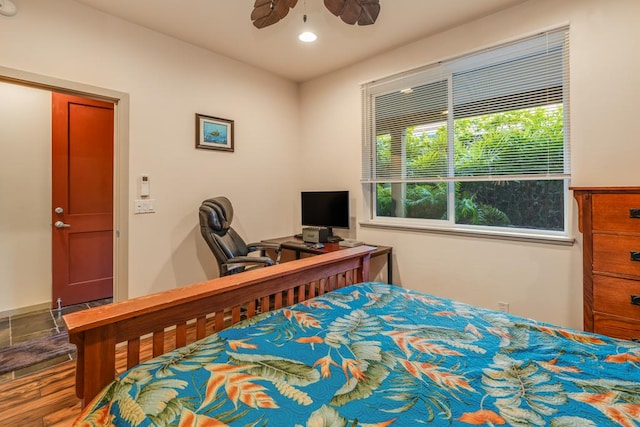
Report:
2,0,637,330
299,0,640,329
0,0,300,312
0,83,52,312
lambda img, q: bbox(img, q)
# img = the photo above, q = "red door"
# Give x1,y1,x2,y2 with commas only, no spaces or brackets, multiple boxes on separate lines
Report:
52,93,114,308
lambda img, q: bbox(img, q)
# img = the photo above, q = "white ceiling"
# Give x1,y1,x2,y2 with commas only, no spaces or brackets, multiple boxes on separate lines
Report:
72,0,528,82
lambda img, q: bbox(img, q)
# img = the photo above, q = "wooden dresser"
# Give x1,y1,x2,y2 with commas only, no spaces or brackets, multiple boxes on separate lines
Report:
573,187,640,341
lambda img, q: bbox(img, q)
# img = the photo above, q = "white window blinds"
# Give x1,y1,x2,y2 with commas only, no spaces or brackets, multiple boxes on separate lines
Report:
362,27,570,184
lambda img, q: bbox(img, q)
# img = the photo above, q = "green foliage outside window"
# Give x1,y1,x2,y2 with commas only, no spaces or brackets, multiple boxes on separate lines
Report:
375,105,565,230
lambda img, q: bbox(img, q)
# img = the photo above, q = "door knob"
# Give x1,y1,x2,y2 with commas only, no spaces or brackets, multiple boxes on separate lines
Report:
54,207,64,214
54,221,71,229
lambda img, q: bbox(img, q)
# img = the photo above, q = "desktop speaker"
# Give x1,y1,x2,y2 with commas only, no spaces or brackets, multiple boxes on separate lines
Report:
302,227,329,243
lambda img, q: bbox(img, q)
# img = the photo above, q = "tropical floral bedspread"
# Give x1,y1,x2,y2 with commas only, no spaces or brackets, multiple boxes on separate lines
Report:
76,282,640,426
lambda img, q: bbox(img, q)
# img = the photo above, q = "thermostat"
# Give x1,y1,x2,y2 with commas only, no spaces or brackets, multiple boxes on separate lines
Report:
140,175,150,197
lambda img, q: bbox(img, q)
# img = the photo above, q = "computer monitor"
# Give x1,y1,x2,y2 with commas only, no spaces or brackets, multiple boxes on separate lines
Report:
301,191,349,241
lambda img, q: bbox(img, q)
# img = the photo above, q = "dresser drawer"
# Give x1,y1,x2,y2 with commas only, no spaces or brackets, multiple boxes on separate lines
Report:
592,193,640,232
593,275,640,319
593,234,640,277
593,312,640,342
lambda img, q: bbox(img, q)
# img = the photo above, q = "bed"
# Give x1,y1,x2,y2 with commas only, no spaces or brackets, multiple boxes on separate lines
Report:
65,246,640,426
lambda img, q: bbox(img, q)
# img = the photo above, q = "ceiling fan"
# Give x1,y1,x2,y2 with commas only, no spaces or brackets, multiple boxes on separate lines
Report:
251,0,381,29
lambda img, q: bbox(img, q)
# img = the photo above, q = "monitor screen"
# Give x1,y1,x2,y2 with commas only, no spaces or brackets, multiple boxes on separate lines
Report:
301,191,349,230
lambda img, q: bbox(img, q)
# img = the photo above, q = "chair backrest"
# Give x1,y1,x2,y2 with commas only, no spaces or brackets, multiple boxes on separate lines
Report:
199,197,250,273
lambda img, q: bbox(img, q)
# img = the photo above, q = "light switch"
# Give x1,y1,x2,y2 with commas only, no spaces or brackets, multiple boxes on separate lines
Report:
134,199,156,214
134,200,144,214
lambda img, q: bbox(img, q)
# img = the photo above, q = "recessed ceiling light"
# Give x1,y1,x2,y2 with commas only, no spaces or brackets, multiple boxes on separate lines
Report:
299,31,318,43
298,13,317,43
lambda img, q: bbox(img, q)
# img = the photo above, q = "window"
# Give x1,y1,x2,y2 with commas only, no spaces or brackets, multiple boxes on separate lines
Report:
362,27,570,241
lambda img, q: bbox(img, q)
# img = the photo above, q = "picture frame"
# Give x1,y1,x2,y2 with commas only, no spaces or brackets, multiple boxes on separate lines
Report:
195,114,234,152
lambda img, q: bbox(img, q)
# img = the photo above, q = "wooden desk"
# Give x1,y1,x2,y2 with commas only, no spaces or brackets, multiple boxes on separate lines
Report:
263,236,393,284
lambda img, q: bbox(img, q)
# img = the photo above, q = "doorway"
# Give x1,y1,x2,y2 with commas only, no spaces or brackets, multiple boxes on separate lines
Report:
0,65,130,313
51,93,115,308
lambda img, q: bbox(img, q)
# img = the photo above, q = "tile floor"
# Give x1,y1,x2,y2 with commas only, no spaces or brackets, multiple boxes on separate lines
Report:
0,298,112,383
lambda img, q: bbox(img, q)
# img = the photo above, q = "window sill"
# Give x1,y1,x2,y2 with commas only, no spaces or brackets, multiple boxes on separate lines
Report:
359,219,575,246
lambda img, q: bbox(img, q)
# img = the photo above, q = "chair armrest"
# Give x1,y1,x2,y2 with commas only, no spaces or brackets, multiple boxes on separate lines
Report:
247,242,281,252
225,255,274,266
223,256,274,275
247,242,282,263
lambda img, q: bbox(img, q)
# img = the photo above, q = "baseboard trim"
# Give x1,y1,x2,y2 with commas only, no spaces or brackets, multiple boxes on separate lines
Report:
0,302,51,319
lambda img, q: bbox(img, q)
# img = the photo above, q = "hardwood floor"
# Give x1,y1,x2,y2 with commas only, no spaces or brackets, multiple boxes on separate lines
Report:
0,359,80,426
0,323,193,426
0,299,114,426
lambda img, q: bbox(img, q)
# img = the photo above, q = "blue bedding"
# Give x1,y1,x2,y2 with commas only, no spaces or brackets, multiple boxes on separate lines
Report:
76,282,640,426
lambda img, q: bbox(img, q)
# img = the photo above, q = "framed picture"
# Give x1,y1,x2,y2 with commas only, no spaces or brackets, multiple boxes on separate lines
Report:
196,114,234,152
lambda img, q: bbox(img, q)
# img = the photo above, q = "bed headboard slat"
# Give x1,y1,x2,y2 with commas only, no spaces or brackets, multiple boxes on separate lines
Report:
64,246,375,405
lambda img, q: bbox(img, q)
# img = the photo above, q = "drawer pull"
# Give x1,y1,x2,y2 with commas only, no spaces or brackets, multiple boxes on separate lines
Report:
632,251,640,262
632,295,640,306
631,208,640,218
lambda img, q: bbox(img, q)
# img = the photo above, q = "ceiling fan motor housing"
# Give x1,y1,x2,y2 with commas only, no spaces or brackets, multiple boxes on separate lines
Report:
251,0,380,29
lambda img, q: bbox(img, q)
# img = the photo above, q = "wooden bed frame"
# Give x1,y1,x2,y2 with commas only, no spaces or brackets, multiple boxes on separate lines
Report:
63,246,375,406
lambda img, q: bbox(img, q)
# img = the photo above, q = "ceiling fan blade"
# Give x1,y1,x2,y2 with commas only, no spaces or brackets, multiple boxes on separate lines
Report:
324,0,380,26
252,0,299,29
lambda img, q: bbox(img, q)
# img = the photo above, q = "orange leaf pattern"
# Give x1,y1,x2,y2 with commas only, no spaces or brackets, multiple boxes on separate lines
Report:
202,364,278,410
537,357,581,374
606,352,640,364
75,403,115,426
283,309,321,328
401,360,474,391
457,409,506,425
312,354,340,378
571,392,640,427
227,339,257,351
75,283,640,426
178,408,228,427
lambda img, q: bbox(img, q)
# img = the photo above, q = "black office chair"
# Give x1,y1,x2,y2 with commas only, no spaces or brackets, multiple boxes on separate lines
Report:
199,197,281,276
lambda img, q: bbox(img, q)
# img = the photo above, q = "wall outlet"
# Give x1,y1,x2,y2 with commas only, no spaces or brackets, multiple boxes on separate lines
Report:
498,301,509,313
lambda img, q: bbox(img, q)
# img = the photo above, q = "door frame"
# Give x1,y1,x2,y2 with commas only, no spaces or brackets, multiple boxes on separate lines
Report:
0,65,130,303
